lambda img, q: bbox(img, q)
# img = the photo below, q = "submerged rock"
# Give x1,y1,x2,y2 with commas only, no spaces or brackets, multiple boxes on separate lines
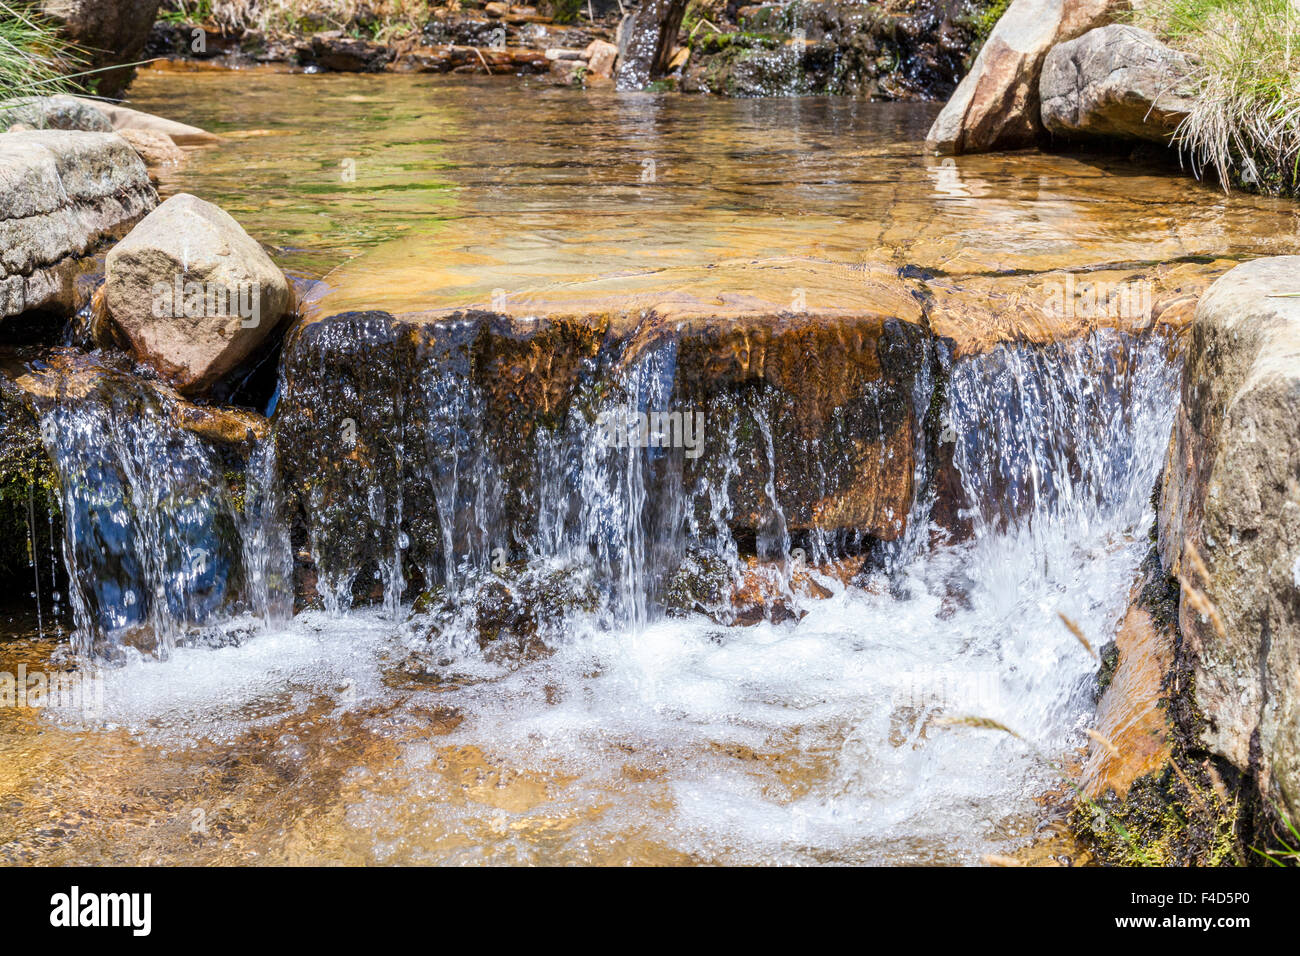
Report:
1158,256,1300,819
1041,25,1196,143
0,130,156,322
117,127,186,174
925,0,1119,154
103,193,293,397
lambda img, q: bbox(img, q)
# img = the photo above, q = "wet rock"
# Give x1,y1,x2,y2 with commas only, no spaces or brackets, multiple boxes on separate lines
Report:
0,95,112,133
1041,25,1196,143
1157,256,1300,817
615,0,689,90
413,563,600,664
1082,596,1175,799
0,370,61,599
103,193,293,397
0,130,156,322
306,31,396,72
925,0,1120,154
684,0,974,99
549,57,589,83
40,0,162,99
1,350,267,657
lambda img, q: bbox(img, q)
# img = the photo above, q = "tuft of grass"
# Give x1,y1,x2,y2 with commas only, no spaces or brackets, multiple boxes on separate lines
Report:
1253,806,1300,866
1133,0,1300,196
0,0,82,102
159,1,216,26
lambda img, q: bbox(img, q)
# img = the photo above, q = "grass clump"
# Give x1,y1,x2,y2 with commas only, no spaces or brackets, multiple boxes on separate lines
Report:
1133,0,1300,196
0,0,81,102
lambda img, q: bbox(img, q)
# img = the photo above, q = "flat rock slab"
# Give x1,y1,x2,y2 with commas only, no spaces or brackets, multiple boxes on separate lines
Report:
0,130,156,320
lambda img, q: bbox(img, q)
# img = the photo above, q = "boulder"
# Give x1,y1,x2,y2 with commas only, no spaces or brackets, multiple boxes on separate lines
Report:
1041,25,1197,142
40,0,163,99
69,97,219,146
924,0,1120,155
1158,256,1300,817
103,194,293,396
0,130,156,321
0,95,112,132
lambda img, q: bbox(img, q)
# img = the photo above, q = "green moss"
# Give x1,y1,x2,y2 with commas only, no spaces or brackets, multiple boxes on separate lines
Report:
0,390,60,586
1072,756,1242,866
969,0,1010,42
540,0,583,25
693,31,780,55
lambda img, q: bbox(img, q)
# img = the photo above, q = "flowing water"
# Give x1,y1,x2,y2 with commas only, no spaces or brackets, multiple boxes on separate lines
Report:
2,71,1298,865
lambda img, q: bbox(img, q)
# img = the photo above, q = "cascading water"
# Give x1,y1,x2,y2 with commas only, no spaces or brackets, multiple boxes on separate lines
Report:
33,364,291,660
27,323,1181,862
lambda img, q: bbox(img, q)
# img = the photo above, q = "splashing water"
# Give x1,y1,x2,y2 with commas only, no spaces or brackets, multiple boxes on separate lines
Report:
18,325,1182,863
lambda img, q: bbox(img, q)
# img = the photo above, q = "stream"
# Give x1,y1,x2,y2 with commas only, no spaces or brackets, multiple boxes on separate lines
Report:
1,70,1297,865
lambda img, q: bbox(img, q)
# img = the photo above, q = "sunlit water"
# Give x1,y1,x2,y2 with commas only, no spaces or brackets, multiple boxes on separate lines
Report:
4,71,1294,865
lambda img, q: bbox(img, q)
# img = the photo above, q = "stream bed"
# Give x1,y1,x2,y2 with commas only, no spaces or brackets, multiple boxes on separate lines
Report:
2,70,1298,865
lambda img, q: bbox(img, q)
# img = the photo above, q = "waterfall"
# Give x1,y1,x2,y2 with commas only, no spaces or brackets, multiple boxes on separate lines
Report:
31,320,1180,683
34,365,291,660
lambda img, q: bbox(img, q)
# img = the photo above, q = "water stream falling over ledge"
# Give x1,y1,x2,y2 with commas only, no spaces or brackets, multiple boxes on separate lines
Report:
5,322,1180,863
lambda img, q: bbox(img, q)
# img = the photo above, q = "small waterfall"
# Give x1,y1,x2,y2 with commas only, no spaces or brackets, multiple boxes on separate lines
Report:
947,329,1178,548
33,365,291,659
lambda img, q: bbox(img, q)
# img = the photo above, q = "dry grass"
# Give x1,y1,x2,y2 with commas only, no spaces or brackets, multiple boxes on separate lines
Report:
1134,0,1300,195
205,0,436,38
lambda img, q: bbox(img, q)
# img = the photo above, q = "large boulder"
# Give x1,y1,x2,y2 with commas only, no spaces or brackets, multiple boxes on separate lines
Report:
103,194,293,396
0,130,156,322
1158,257,1300,817
924,0,1121,155
40,0,163,100
1041,25,1197,142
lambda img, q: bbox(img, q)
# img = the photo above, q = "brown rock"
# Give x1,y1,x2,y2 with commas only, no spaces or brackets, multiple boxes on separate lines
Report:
118,128,185,171
583,39,619,78
40,0,162,99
